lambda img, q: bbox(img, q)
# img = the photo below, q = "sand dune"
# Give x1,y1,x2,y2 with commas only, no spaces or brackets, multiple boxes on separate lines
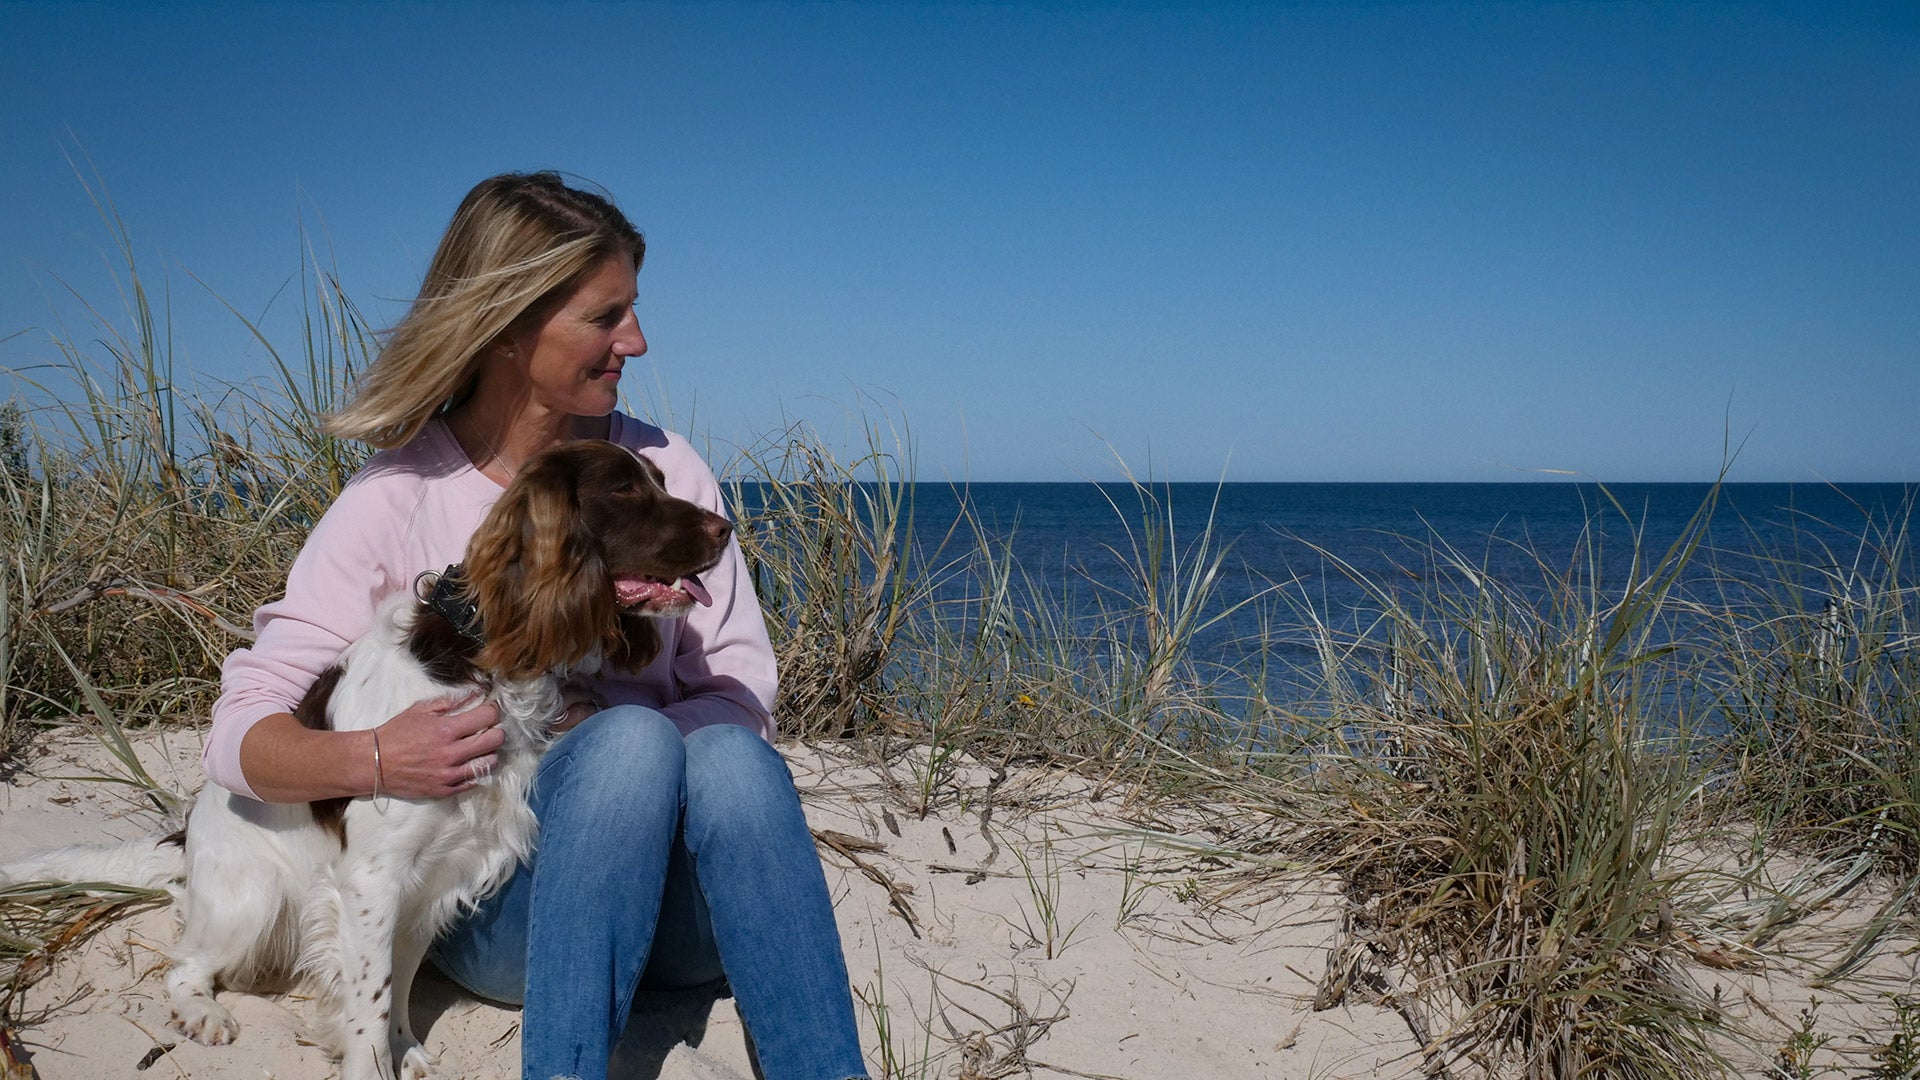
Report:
2,730,1911,1078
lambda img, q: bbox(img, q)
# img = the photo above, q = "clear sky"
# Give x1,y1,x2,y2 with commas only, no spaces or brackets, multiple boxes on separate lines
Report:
2,1,1914,482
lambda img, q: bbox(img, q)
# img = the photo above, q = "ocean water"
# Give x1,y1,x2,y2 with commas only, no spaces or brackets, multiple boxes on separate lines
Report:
775,481,1917,706
923,482,1915,596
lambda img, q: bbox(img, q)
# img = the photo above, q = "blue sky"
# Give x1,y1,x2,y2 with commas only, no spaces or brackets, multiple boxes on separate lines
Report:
2,1,1914,482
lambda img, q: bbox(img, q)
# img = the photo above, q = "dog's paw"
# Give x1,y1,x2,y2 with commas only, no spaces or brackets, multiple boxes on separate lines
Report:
168,995,239,1045
397,1040,436,1080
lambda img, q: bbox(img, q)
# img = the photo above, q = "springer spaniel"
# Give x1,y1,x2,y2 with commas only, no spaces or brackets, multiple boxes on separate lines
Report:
4,440,731,1080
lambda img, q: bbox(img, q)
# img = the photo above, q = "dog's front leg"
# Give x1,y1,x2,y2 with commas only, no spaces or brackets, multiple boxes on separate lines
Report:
333,866,407,1080
388,924,436,1080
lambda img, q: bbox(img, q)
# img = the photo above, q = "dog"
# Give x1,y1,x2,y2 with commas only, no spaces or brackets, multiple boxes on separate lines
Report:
1,440,732,1080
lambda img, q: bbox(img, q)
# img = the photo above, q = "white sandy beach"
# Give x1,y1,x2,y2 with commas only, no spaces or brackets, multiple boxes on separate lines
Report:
2,729,1914,1079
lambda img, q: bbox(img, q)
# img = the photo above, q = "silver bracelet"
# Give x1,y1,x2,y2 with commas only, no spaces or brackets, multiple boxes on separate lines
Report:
371,730,385,800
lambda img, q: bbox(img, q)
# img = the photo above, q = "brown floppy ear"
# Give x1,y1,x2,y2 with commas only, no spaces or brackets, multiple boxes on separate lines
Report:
465,457,613,678
609,613,663,673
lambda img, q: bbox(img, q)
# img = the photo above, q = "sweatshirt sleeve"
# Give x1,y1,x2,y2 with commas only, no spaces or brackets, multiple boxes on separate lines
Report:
202,482,404,798
650,441,779,743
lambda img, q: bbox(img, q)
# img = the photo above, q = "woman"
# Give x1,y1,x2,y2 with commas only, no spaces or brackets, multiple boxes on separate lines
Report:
204,172,868,1080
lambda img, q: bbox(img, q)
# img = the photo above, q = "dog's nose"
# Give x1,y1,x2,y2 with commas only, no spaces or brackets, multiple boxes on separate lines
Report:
705,513,733,545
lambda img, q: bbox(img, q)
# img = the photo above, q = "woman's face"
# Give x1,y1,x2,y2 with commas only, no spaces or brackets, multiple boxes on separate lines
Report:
508,255,646,418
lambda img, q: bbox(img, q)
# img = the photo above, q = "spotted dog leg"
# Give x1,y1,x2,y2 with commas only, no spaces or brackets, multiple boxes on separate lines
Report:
333,865,409,1080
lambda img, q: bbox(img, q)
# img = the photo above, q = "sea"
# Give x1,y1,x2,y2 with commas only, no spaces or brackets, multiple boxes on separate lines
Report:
784,481,1918,709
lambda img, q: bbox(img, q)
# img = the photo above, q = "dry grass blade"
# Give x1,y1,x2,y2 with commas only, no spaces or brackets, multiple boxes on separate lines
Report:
814,828,921,938
35,630,184,819
1,1024,38,1080
0,880,169,1024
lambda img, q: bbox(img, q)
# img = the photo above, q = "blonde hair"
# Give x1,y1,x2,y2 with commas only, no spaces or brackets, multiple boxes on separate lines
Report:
328,172,645,448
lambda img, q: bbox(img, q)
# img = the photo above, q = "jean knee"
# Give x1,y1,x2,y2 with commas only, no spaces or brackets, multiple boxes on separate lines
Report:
682,724,800,841
562,703,680,751
685,722,789,791
535,705,685,821
545,705,682,773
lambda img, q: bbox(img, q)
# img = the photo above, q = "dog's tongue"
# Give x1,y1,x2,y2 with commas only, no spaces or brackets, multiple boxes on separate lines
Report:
680,574,712,608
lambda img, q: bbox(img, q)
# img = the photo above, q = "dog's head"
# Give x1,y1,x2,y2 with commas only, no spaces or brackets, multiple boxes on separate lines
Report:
461,440,733,679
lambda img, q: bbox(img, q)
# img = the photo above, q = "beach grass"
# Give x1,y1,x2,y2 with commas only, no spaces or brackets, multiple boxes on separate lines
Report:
1278,492,1731,1076
1704,500,1920,862
2,223,1918,1076
0,207,372,766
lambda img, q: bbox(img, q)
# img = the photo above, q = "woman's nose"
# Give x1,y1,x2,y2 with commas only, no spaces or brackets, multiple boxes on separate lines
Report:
621,311,647,358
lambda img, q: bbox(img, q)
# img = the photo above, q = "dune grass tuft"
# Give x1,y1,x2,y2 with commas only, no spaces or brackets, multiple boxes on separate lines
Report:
1705,499,1920,864
1286,493,1731,1077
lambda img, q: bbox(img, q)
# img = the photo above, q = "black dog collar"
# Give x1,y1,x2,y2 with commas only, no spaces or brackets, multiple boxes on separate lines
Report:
416,565,486,644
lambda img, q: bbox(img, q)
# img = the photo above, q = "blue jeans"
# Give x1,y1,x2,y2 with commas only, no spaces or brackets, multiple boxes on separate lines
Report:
427,707,867,1080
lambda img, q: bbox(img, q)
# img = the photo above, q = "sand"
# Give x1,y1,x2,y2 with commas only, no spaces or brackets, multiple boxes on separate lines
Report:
2,728,1915,1079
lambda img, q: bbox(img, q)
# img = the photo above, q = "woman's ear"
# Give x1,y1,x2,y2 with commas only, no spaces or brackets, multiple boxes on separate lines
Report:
477,318,531,369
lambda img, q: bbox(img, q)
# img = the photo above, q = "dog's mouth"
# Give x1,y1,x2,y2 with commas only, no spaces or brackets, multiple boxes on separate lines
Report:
613,573,713,613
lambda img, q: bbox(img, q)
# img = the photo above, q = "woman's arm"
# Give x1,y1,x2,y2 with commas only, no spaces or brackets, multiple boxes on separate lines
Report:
656,530,777,739
236,700,505,804
207,459,505,802
640,431,778,740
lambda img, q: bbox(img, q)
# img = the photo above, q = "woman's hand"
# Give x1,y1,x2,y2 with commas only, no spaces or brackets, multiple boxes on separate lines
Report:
371,695,505,798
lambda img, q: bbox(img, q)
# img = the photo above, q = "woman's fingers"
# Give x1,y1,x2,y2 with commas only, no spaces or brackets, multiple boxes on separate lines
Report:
377,695,506,798
453,724,505,765
433,694,497,729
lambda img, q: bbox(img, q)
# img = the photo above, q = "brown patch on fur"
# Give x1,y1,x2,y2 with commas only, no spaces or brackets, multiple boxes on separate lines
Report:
406,607,483,686
293,666,350,845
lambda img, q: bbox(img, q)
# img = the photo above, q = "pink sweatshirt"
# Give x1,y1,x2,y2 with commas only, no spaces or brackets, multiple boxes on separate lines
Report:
204,413,778,800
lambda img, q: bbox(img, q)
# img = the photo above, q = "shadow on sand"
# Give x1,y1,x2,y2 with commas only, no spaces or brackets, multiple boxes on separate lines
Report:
410,966,762,1080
